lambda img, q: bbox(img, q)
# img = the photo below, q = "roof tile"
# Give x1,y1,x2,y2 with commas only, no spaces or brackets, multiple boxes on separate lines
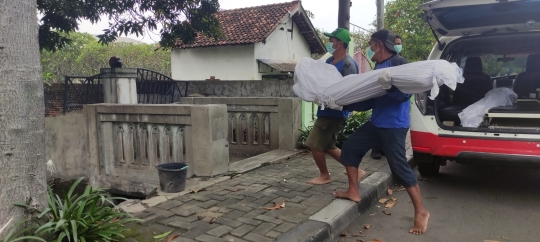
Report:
176,1,301,48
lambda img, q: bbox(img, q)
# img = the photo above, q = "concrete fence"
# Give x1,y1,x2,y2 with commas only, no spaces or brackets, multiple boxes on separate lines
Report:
46,104,229,196
45,98,301,196
181,97,302,159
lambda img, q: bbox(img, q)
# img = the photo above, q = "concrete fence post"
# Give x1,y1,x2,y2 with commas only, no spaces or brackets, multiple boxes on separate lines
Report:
190,104,230,176
101,68,138,104
278,98,302,150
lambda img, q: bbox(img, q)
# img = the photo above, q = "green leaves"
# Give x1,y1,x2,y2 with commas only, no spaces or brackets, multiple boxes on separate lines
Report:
299,111,372,149
2,219,44,242
40,32,172,83
37,0,222,51
335,111,372,148
153,231,172,239
384,0,435,61
2,177,141,242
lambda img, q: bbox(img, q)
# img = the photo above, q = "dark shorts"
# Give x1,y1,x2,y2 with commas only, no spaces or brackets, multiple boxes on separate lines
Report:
341,121,417,188
305,117,346,151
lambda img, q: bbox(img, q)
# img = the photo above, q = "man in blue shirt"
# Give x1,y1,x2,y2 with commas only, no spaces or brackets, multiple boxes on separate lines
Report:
371,34,404,159
305,28,366,185
335,30,430,235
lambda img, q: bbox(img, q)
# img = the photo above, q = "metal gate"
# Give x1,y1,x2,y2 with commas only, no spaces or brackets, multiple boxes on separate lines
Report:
63,68,189,113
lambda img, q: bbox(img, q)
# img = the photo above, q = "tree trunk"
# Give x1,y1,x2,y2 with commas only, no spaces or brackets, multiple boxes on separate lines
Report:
0,0,47,236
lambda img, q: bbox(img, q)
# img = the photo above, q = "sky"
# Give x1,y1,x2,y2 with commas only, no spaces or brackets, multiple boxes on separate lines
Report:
76,0,378,44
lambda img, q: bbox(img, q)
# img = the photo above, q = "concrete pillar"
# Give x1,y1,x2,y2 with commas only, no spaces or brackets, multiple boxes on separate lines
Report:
83,105,100,187
101,68,138,104
278,98,302,150
190,104,230,176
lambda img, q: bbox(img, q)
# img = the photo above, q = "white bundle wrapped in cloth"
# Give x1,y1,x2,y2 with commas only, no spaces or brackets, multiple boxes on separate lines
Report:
293,57,465,110
458,88,517,128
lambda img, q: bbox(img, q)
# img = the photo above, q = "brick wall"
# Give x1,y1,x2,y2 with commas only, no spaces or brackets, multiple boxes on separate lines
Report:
44,83,103,116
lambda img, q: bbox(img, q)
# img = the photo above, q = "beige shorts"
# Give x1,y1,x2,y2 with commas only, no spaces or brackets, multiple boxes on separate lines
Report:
305,117,346,151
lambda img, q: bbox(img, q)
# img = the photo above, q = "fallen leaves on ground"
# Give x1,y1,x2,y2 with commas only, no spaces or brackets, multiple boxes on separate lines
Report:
340,231,349,237
371,239,384,242
167,235,180,242
378,196,396,206
382,211,391,215
264,201,286,210
364,224,371,229
153,231,172,239
210,217,217,224
191,188,207,193
197,216,204,220
369,213,376,216
484,240,501,242
352,231,365,237
387,189,393,195
385,201,396,208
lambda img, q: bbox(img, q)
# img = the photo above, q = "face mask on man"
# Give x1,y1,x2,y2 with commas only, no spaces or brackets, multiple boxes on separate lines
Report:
394,45,403,54
326,42,335,54
366,42,380,61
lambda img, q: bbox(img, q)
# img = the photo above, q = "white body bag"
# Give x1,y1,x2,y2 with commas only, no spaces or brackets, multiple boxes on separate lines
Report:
293,57,464,110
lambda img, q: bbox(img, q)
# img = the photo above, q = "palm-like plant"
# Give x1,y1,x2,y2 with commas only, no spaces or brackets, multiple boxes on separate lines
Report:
3,177,140,242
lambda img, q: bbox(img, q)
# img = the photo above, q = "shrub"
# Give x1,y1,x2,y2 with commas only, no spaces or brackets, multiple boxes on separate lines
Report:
299,111,372,149
3,177,140,242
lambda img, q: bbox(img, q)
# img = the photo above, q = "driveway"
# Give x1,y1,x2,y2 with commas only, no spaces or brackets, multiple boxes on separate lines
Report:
337,161,540,242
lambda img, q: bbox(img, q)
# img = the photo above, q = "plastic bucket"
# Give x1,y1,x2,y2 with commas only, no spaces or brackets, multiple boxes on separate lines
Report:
155,163,188,193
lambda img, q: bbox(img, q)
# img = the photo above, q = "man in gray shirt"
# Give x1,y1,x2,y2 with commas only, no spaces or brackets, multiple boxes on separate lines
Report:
306,28,365,185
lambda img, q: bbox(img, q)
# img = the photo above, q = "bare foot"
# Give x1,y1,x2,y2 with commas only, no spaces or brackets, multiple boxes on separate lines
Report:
343,169,366,183
409,210,430,235
308,174,331,185
333,190,361,203
358,169,366,182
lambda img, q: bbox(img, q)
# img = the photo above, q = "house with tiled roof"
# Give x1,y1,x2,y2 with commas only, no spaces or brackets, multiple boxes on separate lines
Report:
171,1,325,80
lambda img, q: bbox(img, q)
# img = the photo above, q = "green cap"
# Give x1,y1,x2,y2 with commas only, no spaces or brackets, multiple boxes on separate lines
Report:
324,28,351,44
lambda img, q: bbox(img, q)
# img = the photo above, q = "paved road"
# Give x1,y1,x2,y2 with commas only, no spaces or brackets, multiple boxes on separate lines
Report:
337,161,540,242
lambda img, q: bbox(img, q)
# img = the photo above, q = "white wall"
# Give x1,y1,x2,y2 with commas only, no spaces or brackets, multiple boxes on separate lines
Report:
254,19,311,63
171,45,256,80
171,17,314,81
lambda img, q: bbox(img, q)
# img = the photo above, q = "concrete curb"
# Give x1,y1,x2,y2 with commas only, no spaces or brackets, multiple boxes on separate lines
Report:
278,148,413,242
229,149,304,174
